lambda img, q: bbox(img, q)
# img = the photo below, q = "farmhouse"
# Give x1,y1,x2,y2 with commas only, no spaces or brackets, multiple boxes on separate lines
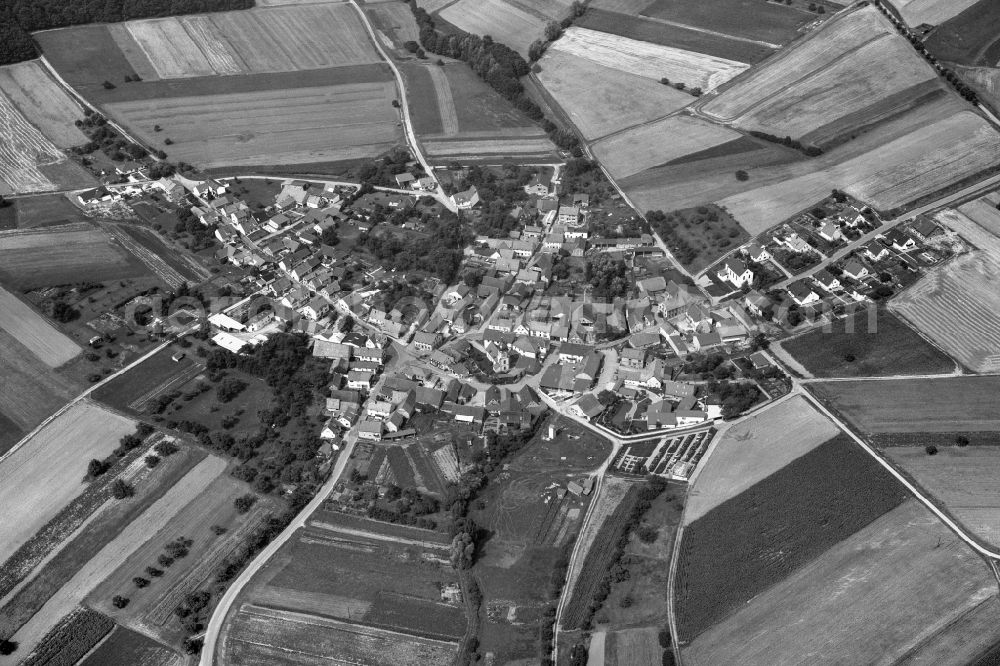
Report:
717,258,753,288
358,420,383,441
572,394,605,420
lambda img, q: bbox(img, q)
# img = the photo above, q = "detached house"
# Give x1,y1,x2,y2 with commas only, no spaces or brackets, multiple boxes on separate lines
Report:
813,269,840,292
864,240,890,262
842,260,869,280
787,281,820,306
453,186,480,210
717,258,753,288
744,242,770,263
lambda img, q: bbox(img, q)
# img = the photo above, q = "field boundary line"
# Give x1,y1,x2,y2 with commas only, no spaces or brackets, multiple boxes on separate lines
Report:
633,14,782,50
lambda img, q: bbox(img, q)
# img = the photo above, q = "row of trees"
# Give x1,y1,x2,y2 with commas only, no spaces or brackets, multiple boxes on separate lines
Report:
0,0,253,65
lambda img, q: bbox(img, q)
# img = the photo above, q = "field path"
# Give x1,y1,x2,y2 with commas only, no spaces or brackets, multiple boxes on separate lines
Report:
6,455,227,661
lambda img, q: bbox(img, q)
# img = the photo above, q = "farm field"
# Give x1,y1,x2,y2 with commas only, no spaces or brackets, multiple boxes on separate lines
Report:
810,376,1000,443
957,65,1000,113
594,115,741,180
0,327,78,439
439,0,549,57
959,197,1000,241
444,63,543,134
0,61,86,148
780,308,956,377
92,345,205,414
0,285,80,367
401,63,445,136
700,6,937,143
9,454,228,658
684,396,840,524
894,0,980,26
924,0,1000,66
0,401,135,564
887,445,1000,547
423,137,556,160
226,605,459,666
554,28,749,91
79,625,181,666
89,471,271,645
368,2,421,47
106,82,402,169
891,252,1000,372
2,193,86,229
0,222,149,289
682,499,1000,665
115,5,381,79
535,50,692,140
675,434,908,639
577,9,775,63
639,0,817,44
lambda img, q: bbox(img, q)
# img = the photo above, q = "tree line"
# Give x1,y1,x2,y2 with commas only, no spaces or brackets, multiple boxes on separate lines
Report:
0,0,253,65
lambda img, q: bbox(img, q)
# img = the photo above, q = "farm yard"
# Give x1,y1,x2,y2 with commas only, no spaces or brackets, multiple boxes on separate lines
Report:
0,400,135,564
553,28,749,91
114,5,382,79
0,222,150,290
683,396,840,525
106,82,403,169
887,446,1000,548
675,434,908,639
682,499,1000,665
638,0,821,45
0,285,80,367
535,50,691,140
8,454,229,658
780,308,956,377
810,376,1000,444
891,252,1000,372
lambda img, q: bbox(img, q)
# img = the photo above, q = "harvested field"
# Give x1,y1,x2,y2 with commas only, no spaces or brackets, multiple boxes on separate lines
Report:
0,61,86,148
895,0,980,27
682,500,1000,664
6,193,86,229
924,0,1000,66
781,307,956,377
810,376,1000,436
675,435,908,639
79,625,181,666
226,605,458,666
106,82,402,169
439,0,547,57
0,89,64,194
370,2,421,45
444,63,543,133
536,50,691,140
594,115,741,180
9,455,227,657
887,445,1000,547
640,0,814,44
891,252,1000,372
605,627,661,666
684,396,839,524
0,285,79,367
956,65,1000,113
121,5,381,79
0,401,135,564
0,327,77,432
426,65,459,136
554,28,749,90
957,199,1000,244
577,9,775,63
0,222,147,289
424,137,555,158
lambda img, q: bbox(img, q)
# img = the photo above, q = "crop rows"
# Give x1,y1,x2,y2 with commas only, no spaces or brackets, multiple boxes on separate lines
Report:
0,91,60,193
20,608,114,666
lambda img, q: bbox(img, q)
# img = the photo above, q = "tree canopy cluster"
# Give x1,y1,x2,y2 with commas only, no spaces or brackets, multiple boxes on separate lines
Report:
0,0,253,65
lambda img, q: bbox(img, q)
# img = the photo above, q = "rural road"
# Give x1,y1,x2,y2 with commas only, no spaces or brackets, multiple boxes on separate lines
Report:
346,0,457,213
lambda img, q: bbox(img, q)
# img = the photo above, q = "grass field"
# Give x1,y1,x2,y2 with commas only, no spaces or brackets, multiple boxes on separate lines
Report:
0,284,80,367
640,0,815,44
226,605,459,666
683,499,1000,664
80,625,181,666
811,376,1000,440
0,401,135,564
0,326,77,435
107,81,402,169
924,0,1000,66
577,9,775,63
4,194,86,229
0,61,86,148
604,627,661,666
9,454,228,657
594,115,741,180
675,434,908,639
887,445,1000,547
536,50,691,140
119,5,381,79
0,222,149,289
439,0,548,57
684,396,839,524
781,308,956,377
555,28,749,90
891,252,1000,372
895,0,980,26
444,63,541,134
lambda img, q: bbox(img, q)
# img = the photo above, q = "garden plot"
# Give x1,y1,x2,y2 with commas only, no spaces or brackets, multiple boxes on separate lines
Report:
553,27,749,90
0,285,80,367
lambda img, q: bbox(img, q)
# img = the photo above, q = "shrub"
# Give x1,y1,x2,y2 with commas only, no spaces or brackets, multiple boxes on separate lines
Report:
145,454,161,468
234,494,257,514
112,595,130,608
0,640,17,655
637,525,659,543
133,577,150,588
155,440,179,456
956,435,970,447
87,458,109,478
925,445,938,455
735,170,749,181
146,566,164,577
111,479,135,499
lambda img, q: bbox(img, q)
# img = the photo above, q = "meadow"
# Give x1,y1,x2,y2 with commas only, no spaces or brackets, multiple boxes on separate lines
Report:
0,327,77,439
683,499,1000,665
683,396,840,524
639,0,816,44
781,308,956,377
924,0,1000,66
675,434,908,639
